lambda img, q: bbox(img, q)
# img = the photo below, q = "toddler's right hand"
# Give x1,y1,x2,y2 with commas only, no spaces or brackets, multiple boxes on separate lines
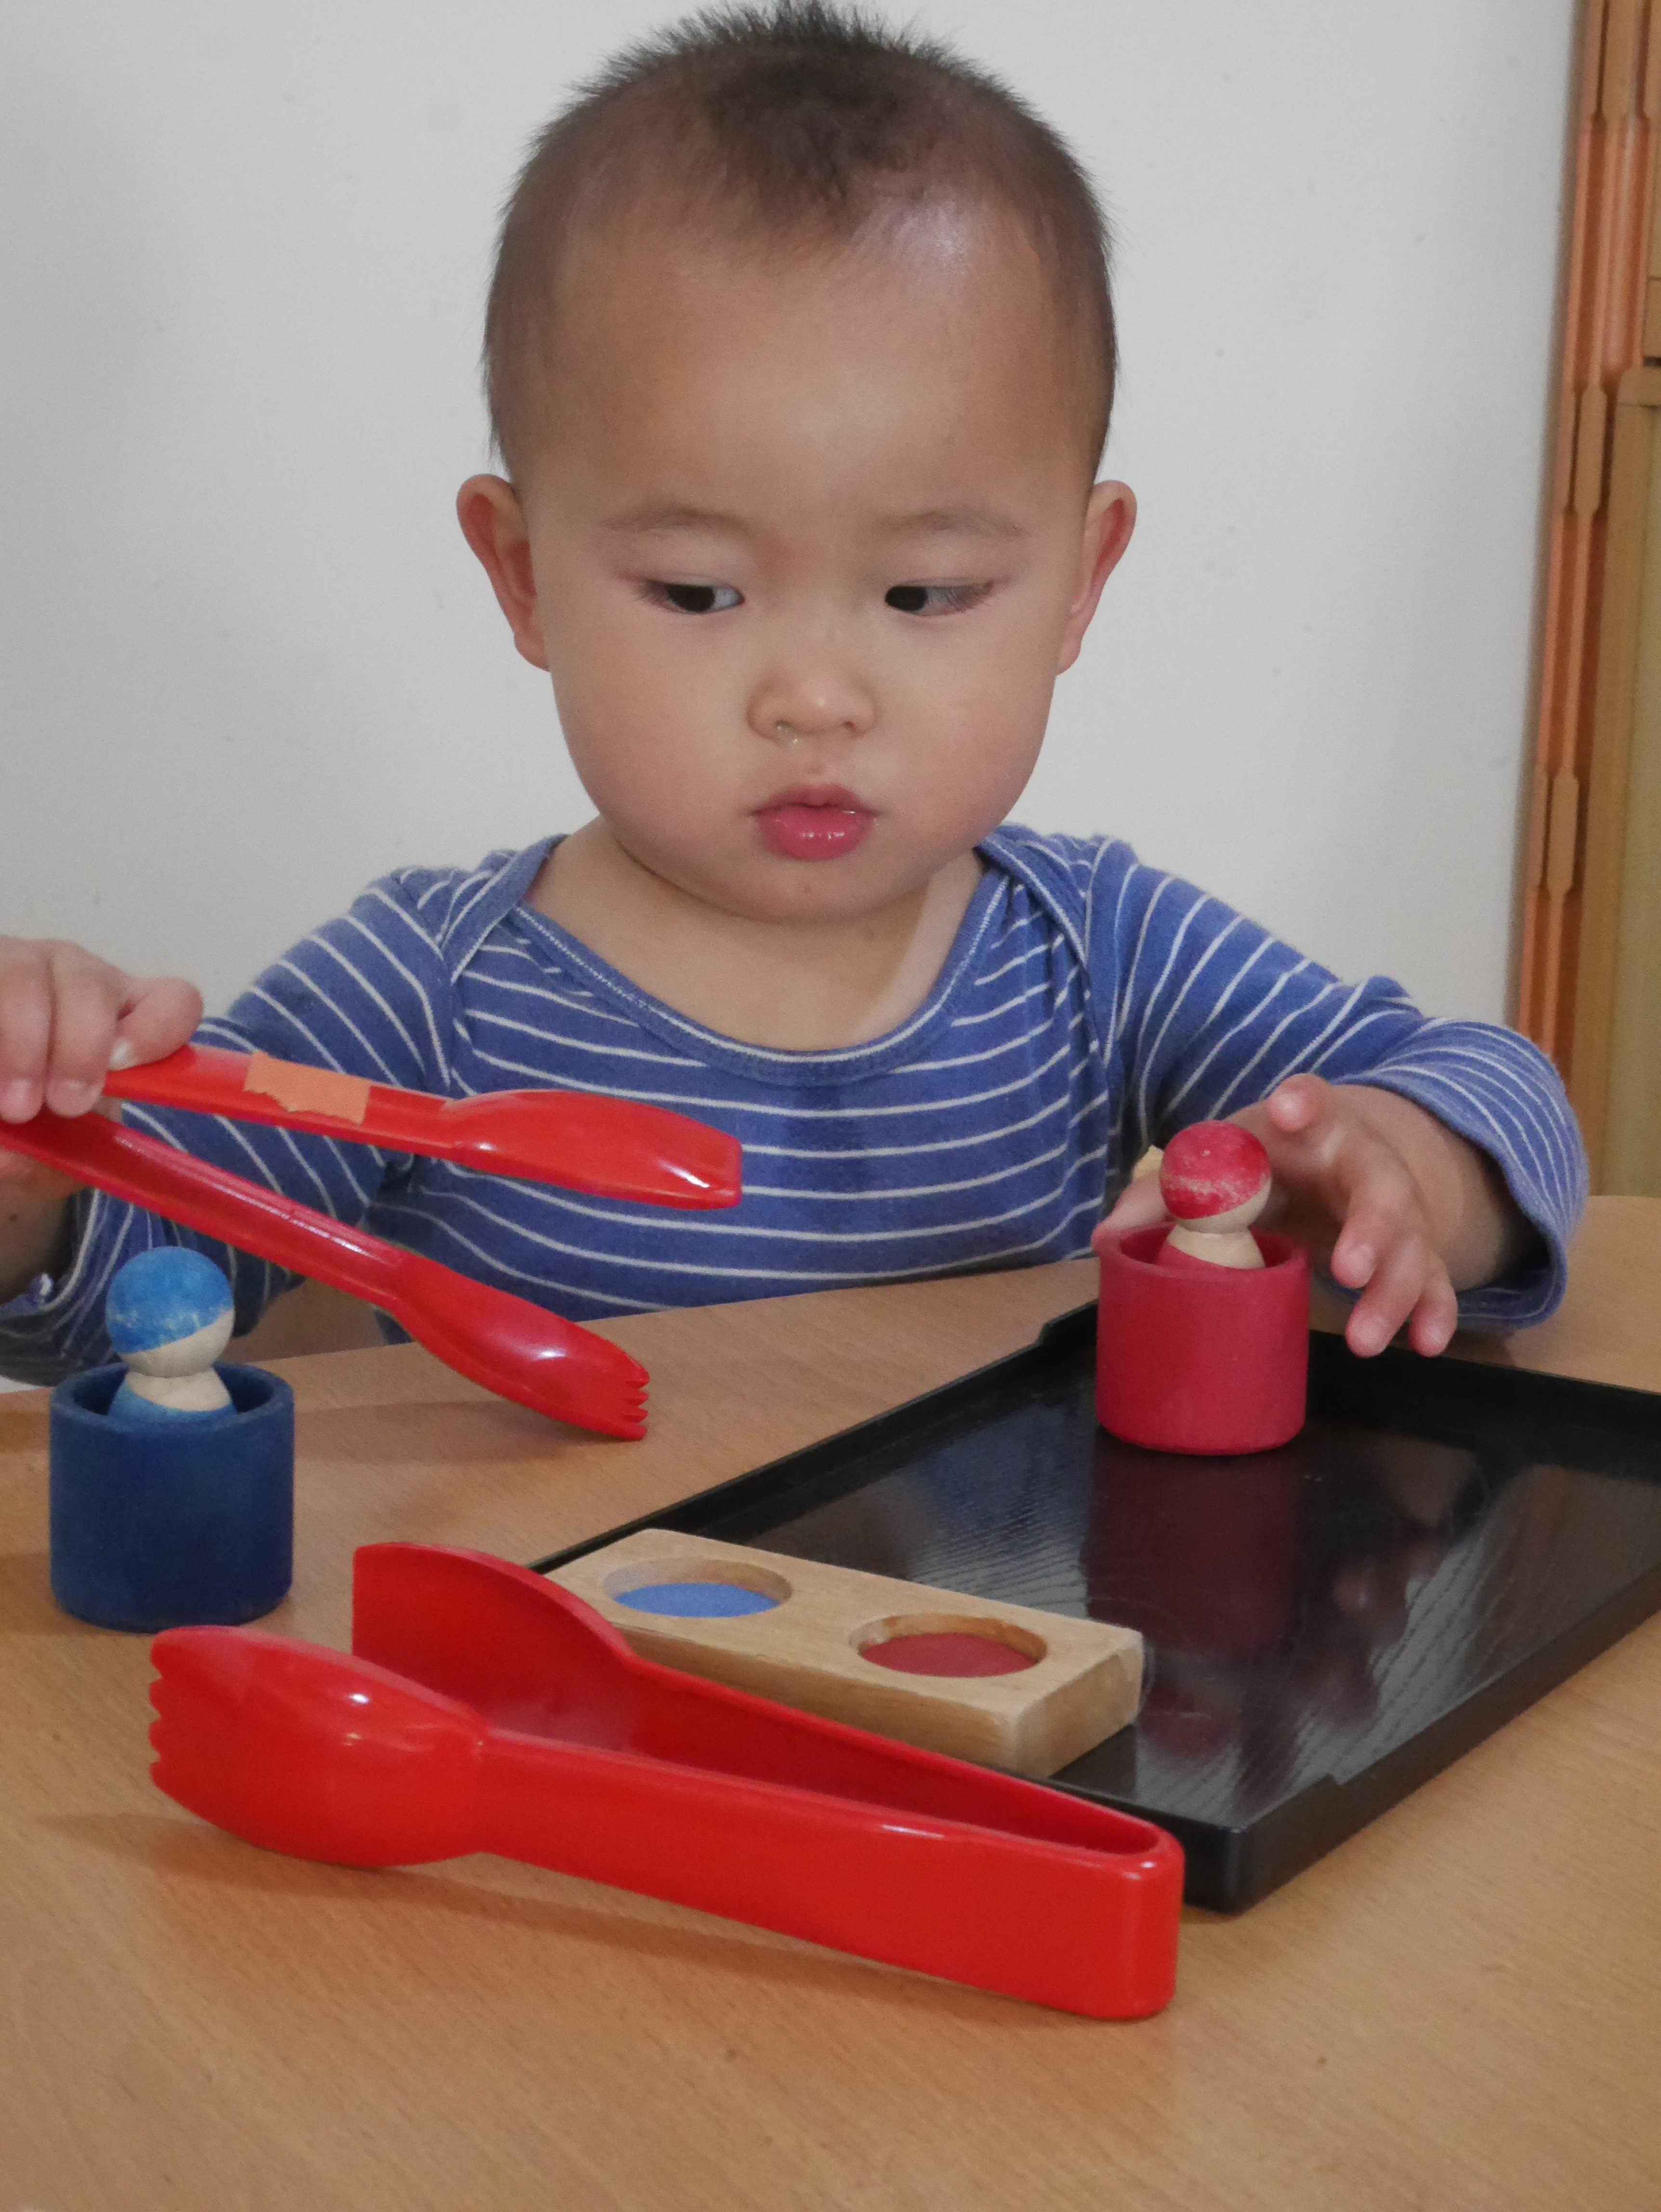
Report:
0,939,202,1201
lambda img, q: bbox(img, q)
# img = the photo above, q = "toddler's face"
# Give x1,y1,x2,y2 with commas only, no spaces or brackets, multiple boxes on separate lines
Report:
462,198,1133,928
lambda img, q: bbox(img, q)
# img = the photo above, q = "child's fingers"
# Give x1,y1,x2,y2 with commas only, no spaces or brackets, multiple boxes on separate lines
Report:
109,975,203,1074
1260,1072,1354,1172
1334,1161,1454,1355
1326,1159,1420,1291
1263,1072,1328,1139
1344,1232,1424,1356
0,942,198,1207
0,952,76,1186
0,941,200,1125
1353,1265,1450,1362
1406,1270,1459,1358
1253,1075,1463,1359
1345,1232,1454,1358
0,941,54,1120
38,944,132,1114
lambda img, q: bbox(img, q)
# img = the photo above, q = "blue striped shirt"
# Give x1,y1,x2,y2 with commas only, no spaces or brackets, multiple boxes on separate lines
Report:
0,828,1586,1384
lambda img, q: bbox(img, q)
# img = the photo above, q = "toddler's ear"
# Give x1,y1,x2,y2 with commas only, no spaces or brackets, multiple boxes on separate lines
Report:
1057,480,1136,673
457,475,549,670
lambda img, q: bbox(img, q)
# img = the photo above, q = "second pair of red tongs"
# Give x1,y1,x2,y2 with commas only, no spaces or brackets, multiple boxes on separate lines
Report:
149,1543,1183,2016
3,1045,742,1438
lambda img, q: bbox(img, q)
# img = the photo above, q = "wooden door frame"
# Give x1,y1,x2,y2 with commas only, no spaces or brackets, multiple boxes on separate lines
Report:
1516,0,1661,1187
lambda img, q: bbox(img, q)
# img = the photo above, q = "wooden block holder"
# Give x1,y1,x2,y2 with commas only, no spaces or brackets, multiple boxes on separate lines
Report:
548,1529,1143,1778
1097,1226,1311,1455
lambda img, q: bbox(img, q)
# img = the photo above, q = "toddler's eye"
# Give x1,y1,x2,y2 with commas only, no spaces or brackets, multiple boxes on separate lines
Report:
644,581,743,615
885,583,989,616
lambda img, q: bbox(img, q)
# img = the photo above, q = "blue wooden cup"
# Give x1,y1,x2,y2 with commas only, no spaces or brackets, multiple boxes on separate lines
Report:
49,1362,294,1632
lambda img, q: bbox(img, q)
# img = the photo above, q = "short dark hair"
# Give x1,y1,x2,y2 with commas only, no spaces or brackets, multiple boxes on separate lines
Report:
484,0,1115,477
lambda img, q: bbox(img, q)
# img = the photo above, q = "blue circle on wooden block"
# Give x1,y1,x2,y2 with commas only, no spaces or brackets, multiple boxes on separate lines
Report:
616,1580,779,1619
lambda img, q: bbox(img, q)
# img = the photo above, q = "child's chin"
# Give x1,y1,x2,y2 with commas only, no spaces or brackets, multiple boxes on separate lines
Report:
728,860,918,928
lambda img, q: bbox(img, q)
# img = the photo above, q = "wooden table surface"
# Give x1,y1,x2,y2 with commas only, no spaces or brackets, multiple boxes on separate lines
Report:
2,1201,1658,2211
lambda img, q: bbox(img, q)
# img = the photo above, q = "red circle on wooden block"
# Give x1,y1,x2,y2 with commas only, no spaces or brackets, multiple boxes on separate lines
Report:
860,1632,1036,1677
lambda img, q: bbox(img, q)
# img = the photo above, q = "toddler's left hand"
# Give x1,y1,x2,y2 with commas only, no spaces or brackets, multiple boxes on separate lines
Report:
1095,1075,1499,1360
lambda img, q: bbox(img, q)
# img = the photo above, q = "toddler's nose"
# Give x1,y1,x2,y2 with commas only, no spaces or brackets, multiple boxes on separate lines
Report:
749,670,876,746
752,699,884,752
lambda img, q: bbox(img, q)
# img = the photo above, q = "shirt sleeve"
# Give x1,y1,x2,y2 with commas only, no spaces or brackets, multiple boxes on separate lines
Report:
1085,843,1588,1329
0,872,455,1384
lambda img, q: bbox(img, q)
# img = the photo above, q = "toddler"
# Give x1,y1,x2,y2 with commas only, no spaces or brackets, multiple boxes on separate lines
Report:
0,2,1585,1386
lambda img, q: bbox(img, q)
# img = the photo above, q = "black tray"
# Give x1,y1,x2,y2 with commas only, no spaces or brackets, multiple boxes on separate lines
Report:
536,1310,1661,1909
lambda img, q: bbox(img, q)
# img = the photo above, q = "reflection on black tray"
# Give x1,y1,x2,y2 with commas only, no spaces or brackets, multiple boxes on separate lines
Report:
539,1312,1661,1909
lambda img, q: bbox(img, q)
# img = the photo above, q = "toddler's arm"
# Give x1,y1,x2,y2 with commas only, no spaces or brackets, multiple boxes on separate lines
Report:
1100,1073,1539,1356
0,876,454,1384
1078,841,1586,1355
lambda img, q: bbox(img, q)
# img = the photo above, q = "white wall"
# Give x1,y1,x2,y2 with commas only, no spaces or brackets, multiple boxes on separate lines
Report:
0,0,1575,1022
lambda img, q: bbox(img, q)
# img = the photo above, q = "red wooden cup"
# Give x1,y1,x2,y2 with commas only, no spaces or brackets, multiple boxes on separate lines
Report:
1097,1226,1310,1455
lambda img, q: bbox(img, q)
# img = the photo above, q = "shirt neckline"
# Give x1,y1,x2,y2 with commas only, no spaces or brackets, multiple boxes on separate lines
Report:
502,837,1015,1088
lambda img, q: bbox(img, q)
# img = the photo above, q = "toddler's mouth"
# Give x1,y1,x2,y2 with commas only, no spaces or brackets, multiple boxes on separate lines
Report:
753,784,874,862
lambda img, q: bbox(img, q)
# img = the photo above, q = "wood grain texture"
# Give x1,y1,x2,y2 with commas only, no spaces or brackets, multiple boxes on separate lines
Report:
551,1529,1142,1776
1516,0,1659,1064
1601,396,1661,1189
1,1206,1658,2211
1570,382,1655,1174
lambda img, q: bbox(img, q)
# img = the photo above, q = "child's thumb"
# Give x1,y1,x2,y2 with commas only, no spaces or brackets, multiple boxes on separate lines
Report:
1094,1172,1170,1251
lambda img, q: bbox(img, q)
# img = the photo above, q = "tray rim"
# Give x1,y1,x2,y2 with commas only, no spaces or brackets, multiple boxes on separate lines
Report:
531,1306,1661,1909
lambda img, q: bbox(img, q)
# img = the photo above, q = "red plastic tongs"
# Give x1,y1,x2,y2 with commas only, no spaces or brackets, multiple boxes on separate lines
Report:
2,1046,742,1438
149,1544,1183,2017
